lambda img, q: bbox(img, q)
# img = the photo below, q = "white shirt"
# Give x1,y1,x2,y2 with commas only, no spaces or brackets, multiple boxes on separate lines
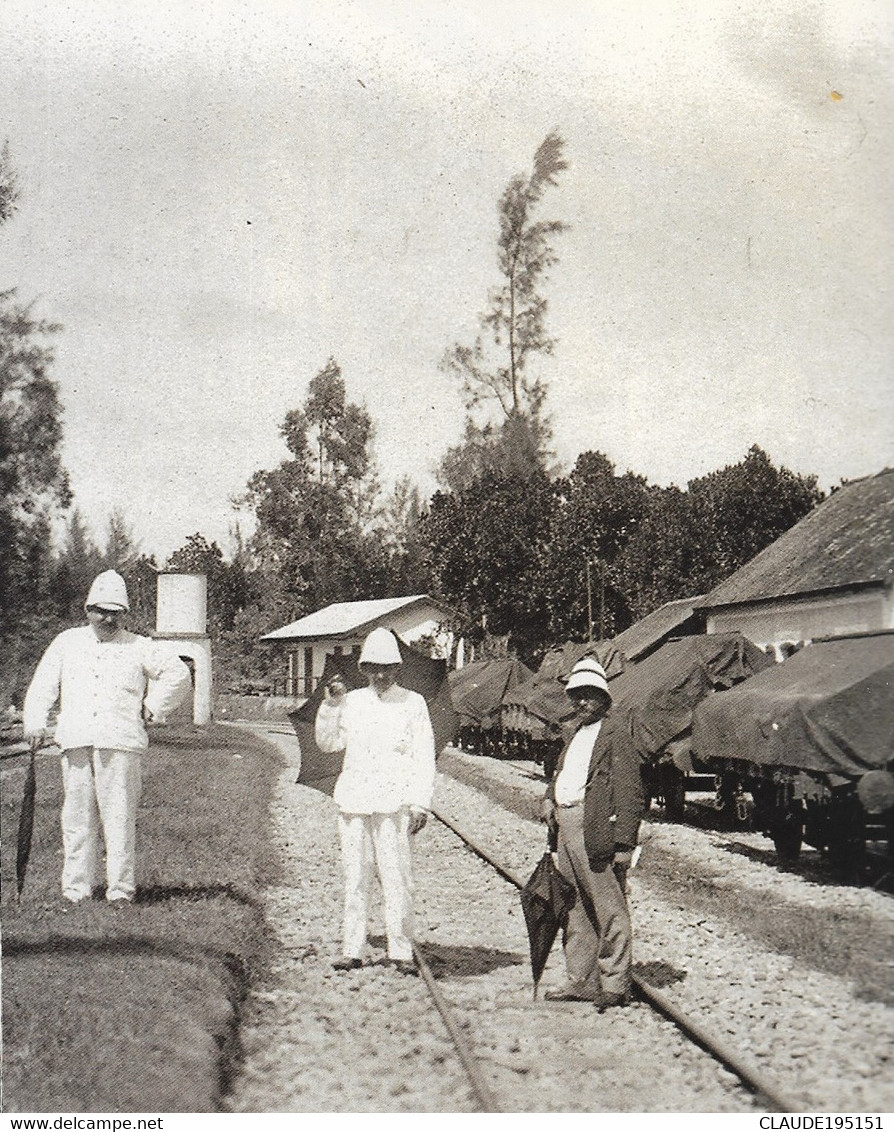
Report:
553,721,602,806
23,626,192,752
315,685,436,814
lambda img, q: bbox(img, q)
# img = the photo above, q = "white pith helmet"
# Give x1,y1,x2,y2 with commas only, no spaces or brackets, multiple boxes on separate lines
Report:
564,655,611,699
359,626,403,666
85,570,130,612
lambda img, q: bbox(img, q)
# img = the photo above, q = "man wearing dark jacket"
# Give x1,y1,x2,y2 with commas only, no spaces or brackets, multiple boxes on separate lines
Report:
541,656,645,1007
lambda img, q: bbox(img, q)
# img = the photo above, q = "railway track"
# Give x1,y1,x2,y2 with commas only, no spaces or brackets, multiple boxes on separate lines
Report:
225,722,893,1113
412,803,799,1114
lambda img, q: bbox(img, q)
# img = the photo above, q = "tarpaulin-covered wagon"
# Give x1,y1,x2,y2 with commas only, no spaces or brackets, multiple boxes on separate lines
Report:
691,631,894,873
447,657,533,758
607,631,774,816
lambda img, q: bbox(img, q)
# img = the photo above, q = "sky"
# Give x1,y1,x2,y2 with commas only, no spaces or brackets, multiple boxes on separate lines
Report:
2,0,892,561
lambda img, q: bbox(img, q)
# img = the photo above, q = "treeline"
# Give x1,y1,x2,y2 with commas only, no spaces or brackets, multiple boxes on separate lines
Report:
156,366,824,681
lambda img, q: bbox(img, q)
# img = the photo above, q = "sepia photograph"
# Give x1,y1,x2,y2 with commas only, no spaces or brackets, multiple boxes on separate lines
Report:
1,0,892,1119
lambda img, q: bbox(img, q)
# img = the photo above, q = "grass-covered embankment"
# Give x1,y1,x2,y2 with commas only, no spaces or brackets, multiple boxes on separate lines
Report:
1,723,282,1113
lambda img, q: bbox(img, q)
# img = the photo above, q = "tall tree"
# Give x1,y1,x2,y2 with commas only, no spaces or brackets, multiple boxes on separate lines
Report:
0,144,71,703
376,476,430,595
688,445,824,582
421,469,557,664
538,452,651,642
0,297,70,611
620,446,824,618
440,132,568,488
102,507,140,572
50,508,103,622
240,360,386,614
121,554,159,637
279,357,378,523
618,484,704,620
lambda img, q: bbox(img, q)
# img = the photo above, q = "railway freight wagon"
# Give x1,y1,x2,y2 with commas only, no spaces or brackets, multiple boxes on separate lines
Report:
691,630,894,878
500,641,627,777
447,657,532,758
603,631,774,815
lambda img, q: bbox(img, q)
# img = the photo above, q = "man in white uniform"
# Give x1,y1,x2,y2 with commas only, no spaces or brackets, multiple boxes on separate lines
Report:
23,570,192,904
315,627,436,974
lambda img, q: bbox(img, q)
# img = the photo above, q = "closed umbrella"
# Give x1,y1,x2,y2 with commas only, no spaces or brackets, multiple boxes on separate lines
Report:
16,747,37,898
520,851,577,997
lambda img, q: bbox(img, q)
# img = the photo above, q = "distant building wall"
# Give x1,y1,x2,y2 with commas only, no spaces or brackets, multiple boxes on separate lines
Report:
706,586,891,651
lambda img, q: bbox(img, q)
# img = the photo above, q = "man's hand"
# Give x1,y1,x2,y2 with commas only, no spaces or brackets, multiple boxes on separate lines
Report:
24,727,46,752
323,677,347,706
408,807,428,835
540,795,559,850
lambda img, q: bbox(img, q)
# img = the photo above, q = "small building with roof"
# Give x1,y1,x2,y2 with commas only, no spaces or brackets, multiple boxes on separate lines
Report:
698,468,894,655
261,594,459,696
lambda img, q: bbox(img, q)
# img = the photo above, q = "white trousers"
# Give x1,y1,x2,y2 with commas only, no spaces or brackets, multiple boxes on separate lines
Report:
60,747,142,902
338,810,414,961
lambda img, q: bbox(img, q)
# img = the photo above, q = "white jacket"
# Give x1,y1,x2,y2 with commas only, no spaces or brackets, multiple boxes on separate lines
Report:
315,685,436,814
23,626,193,752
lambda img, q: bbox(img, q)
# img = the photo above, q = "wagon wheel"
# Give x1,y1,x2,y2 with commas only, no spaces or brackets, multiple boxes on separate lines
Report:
771,820,803,862
660,764,686,821
754,782,803,863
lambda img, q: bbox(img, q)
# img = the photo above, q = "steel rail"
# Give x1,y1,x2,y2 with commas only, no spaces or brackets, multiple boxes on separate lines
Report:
245,723,500,1111
430,803,798,1114
411,941,503,1113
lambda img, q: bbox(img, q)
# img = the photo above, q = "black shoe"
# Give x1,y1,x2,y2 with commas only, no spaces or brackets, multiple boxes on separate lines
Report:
543,985,599,1002
332,957,363,971
597,990,632,1012
390,959,419,976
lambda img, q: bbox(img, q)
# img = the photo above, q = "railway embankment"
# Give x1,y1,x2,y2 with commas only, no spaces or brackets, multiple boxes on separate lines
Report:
225,730,758,1112
0,724,281,1113
436,748,894,1110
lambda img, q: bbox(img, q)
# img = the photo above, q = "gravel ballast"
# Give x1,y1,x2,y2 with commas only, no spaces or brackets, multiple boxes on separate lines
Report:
223,732,894,1112
437,750,894,1113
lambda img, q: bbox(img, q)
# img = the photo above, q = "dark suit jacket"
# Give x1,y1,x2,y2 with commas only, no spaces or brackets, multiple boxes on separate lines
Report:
547,709,645,865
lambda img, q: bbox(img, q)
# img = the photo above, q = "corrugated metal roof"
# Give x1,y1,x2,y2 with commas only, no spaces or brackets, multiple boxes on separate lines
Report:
262,595,445,641
609,596,704,661
701,468,894,609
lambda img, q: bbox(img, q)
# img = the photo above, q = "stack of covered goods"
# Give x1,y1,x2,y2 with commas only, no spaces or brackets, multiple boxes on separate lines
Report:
448,656,533,757
608,631,772,813
611,631,771,766
691,631,894,863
